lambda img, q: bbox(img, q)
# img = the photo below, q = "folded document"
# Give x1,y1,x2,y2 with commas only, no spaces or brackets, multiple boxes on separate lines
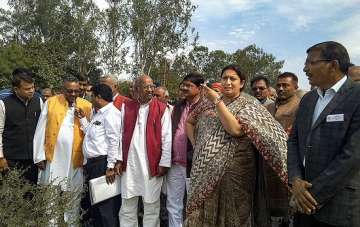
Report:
89,175,121,205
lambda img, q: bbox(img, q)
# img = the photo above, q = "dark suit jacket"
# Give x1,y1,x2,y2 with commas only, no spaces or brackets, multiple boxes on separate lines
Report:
288,78,360,226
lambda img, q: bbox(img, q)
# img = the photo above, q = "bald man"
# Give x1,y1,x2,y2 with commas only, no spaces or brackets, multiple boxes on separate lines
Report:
154,86,173,113
100,74,129,109
117,75,172,227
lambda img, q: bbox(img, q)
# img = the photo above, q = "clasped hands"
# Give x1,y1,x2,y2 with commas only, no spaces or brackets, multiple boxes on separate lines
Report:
105,161,169,184
291,178,319,215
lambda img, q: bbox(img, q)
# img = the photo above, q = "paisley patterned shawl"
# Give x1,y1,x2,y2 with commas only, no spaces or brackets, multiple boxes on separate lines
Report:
186,94,288,215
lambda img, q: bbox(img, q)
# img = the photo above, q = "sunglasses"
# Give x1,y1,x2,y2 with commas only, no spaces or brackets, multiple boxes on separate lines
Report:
65,89,80,94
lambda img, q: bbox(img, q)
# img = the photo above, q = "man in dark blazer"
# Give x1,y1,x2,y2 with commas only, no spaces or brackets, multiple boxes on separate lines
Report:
288,41,360,227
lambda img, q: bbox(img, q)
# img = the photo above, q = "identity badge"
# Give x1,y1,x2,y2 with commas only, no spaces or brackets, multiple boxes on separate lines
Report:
326,114,344,122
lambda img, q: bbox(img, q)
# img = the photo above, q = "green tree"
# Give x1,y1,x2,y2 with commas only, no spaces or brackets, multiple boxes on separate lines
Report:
203,49,231,82
188,45,209,73
166,44,284,96
0,0,102,88
0,42,32,89
171,53,197,79
64,0,102,78
231,44,284,89
101,0,130,74
126,0,196,76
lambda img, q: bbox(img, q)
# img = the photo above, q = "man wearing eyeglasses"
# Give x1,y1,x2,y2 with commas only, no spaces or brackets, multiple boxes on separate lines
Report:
33,75,92,225
288,41,360,227
166,73,203,227
117,75,172,227
251,75,274,106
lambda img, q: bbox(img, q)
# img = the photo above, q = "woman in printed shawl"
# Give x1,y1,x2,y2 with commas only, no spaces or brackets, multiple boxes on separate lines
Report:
185,64,288,227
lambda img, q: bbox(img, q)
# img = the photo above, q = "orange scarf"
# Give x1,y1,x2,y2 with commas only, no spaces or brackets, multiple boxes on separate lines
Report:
44,95,92,169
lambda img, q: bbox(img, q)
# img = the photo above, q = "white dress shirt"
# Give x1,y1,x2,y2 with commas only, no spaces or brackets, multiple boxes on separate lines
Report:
0,97,43,158
312,76,347,125
81,102,122,169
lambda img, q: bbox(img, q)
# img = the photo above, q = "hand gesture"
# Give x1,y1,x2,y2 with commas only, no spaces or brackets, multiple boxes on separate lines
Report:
201,84,221,104
74,107,85,119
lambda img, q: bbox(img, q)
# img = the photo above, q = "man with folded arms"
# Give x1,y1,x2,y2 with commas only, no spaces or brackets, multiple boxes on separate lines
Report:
80,84,122,227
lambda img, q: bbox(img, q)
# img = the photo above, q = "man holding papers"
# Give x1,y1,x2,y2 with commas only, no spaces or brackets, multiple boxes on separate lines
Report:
117,75,172,227
80,84,122,227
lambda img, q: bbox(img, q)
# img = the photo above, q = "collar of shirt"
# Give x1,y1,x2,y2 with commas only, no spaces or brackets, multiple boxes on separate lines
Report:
14,93,30,106
316,76,347,98
97,102,112,114
186,97,200,109
260,97,269,104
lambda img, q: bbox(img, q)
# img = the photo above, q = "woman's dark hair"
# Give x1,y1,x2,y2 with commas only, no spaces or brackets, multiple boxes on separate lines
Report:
221,64,246,91
91,84,113,102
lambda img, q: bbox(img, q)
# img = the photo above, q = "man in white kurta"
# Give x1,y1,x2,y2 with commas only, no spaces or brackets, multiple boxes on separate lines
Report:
118,75,172,227
33,76,92,225
34,102,83,191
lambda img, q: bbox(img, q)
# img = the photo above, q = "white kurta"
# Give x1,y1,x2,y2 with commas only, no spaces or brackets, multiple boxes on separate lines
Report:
33,101,83,192
120,103,172,203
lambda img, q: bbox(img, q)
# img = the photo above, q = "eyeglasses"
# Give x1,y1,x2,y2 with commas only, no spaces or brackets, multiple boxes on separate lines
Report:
251,87,267,91
65,89,80,94
305,59,333,66
180,83,196,89
143,85,156,90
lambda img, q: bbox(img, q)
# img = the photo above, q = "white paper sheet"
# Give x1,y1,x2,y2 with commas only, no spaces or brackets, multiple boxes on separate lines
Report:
89,175,121,205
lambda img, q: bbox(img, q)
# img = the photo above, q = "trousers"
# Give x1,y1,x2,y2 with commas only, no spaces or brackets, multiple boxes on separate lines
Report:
120,196,160,227
83,156,121,227
166,164,186,227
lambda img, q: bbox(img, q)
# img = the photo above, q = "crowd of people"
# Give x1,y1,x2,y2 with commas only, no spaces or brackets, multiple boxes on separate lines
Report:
1,40,360,227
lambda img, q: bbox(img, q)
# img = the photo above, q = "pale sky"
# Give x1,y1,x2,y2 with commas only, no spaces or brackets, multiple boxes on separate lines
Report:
190,0,360,89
